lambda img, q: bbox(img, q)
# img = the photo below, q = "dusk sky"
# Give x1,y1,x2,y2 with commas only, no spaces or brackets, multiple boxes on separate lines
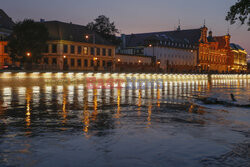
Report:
2,0,250,53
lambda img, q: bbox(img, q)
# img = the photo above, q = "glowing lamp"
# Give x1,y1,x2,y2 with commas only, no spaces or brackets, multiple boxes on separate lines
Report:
26,52,31,57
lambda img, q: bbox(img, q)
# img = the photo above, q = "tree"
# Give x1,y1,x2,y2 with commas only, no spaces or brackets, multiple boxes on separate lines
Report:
87,15,120,45
226,0,250,30
8,19,49,64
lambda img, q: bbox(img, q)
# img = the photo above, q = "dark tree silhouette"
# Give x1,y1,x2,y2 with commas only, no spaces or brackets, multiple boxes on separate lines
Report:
87,15,121,45
8,19,49,64
226,0,250,30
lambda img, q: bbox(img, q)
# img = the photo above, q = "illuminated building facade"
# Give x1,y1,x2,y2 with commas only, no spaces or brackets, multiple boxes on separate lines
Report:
0,9,14,69
119,26,234,73
115,54,154,72
229,43,247,72
41,21,115,71
0,41,11,69
0,20,116,71
199,27,231,73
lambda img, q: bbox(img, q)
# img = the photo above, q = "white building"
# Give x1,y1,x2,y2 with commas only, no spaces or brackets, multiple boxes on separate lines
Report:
119,28,203,72
144,45,197,72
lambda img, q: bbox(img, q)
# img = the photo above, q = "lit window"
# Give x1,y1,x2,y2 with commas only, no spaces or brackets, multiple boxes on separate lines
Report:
83,47,88,55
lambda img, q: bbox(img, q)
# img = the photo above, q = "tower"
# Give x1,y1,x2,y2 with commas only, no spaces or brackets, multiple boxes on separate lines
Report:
177,19,181,31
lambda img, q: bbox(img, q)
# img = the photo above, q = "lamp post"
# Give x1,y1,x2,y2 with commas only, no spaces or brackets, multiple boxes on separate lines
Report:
85,34,97,71
26,52,32,70
149,44,157,72
26,52,31,57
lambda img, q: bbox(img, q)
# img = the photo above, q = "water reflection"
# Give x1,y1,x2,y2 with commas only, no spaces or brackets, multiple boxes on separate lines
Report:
0,73,249,166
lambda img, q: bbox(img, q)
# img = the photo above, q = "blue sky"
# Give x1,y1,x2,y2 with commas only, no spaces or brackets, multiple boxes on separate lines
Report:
1,0,249,53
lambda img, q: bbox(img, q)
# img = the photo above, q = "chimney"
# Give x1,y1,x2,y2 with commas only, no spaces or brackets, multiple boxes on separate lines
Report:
177,19,181,31
209,30,212,38
121,34,126,49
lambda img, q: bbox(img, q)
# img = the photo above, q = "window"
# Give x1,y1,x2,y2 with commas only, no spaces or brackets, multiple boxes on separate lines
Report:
77,59,81,67
102,48,106,56
97,48,100,55
108,49,112,56
91,60,94,66
91,47,94,55
78,46,82,54
4,45,8,53
70,45,75,54
63,45,68,53
83,47,88,55
52,44,57,53
44,57,49,64
71,58,75,67
102,60,106,67
45,45,49,53
52,58,57,64
84,59,88,67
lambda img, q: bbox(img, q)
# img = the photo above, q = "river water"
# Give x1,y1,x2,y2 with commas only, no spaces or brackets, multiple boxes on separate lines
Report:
0,73,249,167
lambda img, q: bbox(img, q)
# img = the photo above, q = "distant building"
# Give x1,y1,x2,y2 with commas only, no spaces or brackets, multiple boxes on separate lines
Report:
229,43,247,72
0,9,15,69
143,29,198,72
200,28,231,73
119,26,232,73
115,54,154,72
41,21,116,71
0,19,116,71
0,9,15,40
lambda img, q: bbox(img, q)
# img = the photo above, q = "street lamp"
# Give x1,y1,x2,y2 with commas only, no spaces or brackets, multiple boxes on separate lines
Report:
85,33,97,71
26,52,31,57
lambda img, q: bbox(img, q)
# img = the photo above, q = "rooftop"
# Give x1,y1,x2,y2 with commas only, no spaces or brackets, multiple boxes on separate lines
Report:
0,9,15,30
43,21,114,46
124,28,203,47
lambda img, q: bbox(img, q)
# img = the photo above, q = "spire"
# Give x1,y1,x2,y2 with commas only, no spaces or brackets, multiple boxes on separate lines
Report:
177,19,181,31
203,19,206,27
227,25,230,35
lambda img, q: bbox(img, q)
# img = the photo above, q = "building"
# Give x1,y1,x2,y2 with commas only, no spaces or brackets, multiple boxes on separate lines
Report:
0,9,14,40
115,54,154,72
200,29,231,73
143,31,198,72
119,25,232,73
229,43,247,72
0,41,10,68
0,19,116,71
0,9,15,69
40,21,116,71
